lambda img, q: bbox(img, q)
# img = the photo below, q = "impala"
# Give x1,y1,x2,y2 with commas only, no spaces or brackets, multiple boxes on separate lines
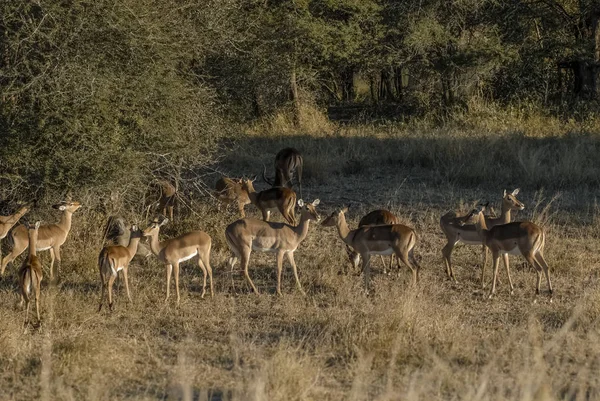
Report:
346,209,401,275
440,189,524,286
215,176,255,218
143,218,213,304
262,147,303,196
322,206,420,290
0,203,30,261
102,216,151,258
1,200,82,280
225,198,320,295
242,179,297,225
157,180,177,222
98,224,143,311
19,221,43,325
460,203,552,299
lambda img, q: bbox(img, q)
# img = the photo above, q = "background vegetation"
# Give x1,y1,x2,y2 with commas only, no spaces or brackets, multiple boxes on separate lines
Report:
1,0,600,400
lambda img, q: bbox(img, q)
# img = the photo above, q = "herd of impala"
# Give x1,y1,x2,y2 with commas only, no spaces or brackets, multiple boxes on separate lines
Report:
0,147,553,326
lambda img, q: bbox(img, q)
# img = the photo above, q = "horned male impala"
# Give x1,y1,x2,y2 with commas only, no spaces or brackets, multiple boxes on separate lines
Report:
346,209,401,275
143,218,213,304
460,203,552,299
263,147,303,196
322,207,420,291
0,204,30,260
225,198,320,295
1,200,82,280
214,176,254,218
19,221,43,325
440,189,524,286
242,179,297,225
98,224,143,311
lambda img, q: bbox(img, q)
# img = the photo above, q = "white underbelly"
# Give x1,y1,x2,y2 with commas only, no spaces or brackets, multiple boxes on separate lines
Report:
178,252,198,263
252,246,276,252
37,246,52,251
460,239,483,246
500,247,522,256
370,248,395,256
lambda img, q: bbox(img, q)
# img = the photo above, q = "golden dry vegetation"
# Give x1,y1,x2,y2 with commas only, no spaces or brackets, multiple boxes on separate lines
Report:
1,117,600,400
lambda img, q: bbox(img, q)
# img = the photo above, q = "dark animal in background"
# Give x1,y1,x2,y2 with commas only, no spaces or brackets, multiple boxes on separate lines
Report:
263,147,303,197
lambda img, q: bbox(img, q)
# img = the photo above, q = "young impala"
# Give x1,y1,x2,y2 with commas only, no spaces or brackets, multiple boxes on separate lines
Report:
440,189,524,286
98,224,143,311
143,218,213,305
460,203,552,299
242,179,297,225
225,199,320,295
1,200,82,280
322,206,420,291
19,221,43,326
214,176,255,218
346,209,401,274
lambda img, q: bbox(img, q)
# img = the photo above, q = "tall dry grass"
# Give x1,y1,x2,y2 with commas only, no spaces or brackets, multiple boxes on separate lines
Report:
1,112,600,400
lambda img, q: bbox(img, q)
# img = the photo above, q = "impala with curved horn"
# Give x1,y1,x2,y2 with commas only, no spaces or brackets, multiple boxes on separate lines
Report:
1,200,82,280
143,217,213,304
225,198,320,295
440,189,524,286
262,147,303,196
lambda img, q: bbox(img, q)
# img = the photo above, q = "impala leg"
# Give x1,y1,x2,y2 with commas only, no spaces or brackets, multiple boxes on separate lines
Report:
287,252,305,295
409,249,421,282
261,209,270,222
481,245,489,289
1,241,27,276
123,267,132,304
276,251,284,296
204,257,214,297
441,241,457,281
228,255,238,293
34,276,41,322
501,253,514,294
241,248,259,294
361,254,372,292
54,246,62,280
398,251,417,285
524,253,541,295
198,257,208,299
24,296,30,327
168,205,174,222
534,252,553,297
107,273,116,311
379,255,387,275
98,273,106,312
173,262,181,305
488,253,500,299
165,264,173,303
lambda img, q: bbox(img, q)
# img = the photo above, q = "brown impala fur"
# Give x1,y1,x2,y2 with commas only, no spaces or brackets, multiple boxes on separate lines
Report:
156,180,177,222
2,201,82,279
322,207,420,291
98,224,143,311
215,176,254,218
262,147,303,196
19,221,43,325
0,205,30,262
225,199,320,295
143,218,213,304
460,204,552,299
243,179,297,225
440,189,524,286
346,209,401,274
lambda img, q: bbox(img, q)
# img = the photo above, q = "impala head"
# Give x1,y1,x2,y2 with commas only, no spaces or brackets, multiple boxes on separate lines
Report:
23,221,41,239
459,203,488,226
241,176,257,193
502,188,525,211
52,200,82,213
142,217,169,237
130,224,143,239
321,205,350,227
297,199,321,222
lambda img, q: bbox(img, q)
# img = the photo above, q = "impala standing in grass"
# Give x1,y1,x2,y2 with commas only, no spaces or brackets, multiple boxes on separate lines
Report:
440,189,524,286
0,203,30,261
143,218,213,305
322,206,420,291
1,200,82,280
19,221,43,326
225,198,320,295
243,179,298,225
460,203,552,299
98,224,143,311
214,176,255,218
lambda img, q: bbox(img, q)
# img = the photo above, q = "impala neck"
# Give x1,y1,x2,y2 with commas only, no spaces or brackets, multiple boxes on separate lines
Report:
127,236,142,259
498,200,512,224
292,211,312,241
28,232,38,257
335,213,353,245
58,210,74,233
147,231,164,257
474,213,490,240
246,187,258,205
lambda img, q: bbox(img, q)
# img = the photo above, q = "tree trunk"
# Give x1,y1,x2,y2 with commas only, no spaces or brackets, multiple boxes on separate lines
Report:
593,12,600,99
342,66,355,102
290,68,300,127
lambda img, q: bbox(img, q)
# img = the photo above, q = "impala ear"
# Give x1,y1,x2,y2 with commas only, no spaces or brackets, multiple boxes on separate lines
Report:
160,218,169,226
341,206,349,214
34,221,41,229
311,199,320,206
503,189,507,197
512,188,520,196
131,224,138,231
59,205,67,211
251,175,257,182
297,199,305,207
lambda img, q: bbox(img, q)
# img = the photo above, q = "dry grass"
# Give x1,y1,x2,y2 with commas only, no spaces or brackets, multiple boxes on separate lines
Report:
2,118,600,400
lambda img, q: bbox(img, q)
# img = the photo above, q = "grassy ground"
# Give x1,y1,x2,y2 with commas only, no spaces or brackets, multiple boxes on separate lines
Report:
1,121,600,400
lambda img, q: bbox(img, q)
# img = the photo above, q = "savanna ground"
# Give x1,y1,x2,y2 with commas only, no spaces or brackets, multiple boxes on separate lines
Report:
2,115,600,401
